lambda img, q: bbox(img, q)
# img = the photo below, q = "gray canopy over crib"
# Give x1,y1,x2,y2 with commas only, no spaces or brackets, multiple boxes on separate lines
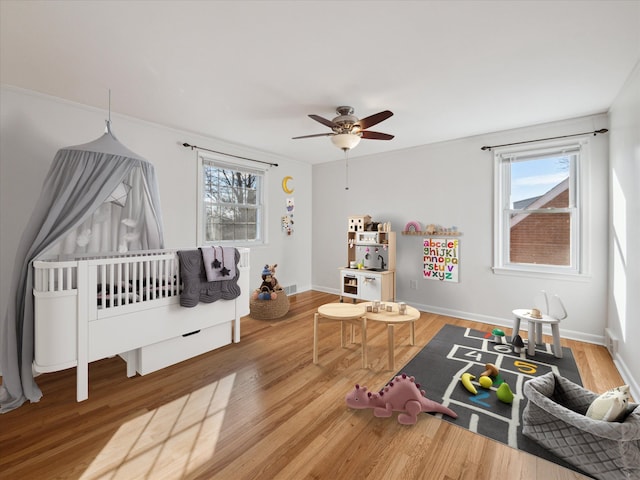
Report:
1,123,249,412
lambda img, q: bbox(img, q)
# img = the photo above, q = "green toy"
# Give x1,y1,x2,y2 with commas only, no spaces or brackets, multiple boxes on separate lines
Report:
496,382,514,403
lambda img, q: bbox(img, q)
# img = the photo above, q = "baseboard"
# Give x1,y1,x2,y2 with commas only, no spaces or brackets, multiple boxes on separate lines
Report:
613,354,640,402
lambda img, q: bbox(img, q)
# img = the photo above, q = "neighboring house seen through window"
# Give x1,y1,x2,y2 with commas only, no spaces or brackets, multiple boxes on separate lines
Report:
494,142,586,276
198,155,265,245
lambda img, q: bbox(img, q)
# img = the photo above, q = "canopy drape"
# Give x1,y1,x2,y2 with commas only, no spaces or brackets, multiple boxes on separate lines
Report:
0,129,164,412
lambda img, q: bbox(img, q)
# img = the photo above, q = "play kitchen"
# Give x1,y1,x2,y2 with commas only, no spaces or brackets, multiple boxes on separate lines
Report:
341,216,396,303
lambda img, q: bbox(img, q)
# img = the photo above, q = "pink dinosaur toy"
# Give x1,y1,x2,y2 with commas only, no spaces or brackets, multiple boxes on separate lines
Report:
345,373,458,425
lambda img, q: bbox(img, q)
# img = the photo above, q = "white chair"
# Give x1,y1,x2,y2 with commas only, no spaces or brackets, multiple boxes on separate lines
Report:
512,290,548,339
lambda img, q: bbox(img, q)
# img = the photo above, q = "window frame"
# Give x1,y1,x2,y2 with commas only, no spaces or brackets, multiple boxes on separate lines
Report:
493,140,590,279
197,153,267,246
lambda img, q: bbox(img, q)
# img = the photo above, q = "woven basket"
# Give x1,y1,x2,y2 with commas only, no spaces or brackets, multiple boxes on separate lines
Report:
250,291,290,320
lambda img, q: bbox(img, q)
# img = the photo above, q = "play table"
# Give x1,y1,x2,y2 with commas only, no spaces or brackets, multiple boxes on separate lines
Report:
363,302,421,370
313,302,367,368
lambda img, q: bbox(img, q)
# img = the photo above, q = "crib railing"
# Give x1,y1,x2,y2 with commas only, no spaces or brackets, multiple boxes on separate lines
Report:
33,247,250,313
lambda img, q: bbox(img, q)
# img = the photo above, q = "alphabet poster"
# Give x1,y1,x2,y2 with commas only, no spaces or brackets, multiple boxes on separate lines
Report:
423,238,460,282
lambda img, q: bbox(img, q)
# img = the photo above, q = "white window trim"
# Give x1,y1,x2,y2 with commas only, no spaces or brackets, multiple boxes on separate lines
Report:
197,152,268,247
492,139,591,280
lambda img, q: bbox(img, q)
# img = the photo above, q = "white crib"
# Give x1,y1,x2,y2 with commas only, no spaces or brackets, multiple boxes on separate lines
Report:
32,248,250,401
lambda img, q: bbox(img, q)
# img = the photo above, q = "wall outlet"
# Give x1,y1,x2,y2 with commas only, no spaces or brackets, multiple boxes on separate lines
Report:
409,280,418,290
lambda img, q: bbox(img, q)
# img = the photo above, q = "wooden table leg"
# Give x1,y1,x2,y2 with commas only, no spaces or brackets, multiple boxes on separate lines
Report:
409,321,415,345
313,313,319,363
340,321,347,347
361,317,367,368
387,323,395,370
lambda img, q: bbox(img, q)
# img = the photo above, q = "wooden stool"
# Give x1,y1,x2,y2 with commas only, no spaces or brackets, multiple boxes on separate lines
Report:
313,303,367,368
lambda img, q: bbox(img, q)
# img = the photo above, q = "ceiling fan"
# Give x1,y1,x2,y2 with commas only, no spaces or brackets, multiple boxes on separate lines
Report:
292,106,394,151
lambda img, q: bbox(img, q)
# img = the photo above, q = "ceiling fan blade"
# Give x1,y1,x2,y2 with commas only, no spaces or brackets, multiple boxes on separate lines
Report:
361,131,394,140
358,110,393,130
309,114,338,128
292,132,335,139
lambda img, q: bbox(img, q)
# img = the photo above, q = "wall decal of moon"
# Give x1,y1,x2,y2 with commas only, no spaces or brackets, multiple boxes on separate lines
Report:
282,176,294,194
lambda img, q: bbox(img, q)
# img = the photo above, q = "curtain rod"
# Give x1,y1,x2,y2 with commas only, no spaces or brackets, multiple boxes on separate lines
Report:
182,142,278,167
480,128,608,151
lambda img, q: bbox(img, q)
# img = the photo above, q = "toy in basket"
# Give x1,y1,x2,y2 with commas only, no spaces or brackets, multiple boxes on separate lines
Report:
250,264,289,319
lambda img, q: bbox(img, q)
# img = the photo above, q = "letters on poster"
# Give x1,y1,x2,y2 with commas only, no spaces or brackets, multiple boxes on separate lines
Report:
423,238,459,282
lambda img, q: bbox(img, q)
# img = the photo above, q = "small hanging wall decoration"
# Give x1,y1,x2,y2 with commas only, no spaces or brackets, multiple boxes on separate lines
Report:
281,215,294,235
282,197,295,235
423,238,460,282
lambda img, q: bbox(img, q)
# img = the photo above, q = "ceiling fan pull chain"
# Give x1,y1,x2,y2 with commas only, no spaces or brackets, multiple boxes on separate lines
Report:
345,150,349,190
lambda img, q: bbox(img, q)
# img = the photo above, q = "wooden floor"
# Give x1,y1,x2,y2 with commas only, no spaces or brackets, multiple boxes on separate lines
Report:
0,291,624,480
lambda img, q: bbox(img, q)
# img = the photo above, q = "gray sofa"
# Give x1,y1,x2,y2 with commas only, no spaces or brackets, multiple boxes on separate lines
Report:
523,372,640,480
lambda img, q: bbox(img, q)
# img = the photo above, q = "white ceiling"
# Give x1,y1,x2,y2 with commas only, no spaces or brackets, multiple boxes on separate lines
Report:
1,1,639,164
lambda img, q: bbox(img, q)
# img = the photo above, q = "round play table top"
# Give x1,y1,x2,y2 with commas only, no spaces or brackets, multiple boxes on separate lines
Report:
362,302,420,323
317,302,366,320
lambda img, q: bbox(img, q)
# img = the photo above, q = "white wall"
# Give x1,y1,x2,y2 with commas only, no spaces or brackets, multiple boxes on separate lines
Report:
608,60,640,398
0,86,313,316
3,84,636,397
312,114,610,346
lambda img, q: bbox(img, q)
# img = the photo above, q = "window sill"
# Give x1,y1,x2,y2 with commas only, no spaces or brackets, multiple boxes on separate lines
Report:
492,266,590,282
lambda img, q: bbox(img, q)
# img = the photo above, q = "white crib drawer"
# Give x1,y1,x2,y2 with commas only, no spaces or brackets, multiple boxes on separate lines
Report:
136,322,232,375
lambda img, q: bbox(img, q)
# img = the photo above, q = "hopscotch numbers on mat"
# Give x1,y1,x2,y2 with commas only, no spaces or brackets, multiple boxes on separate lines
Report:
469,391,491,408
464,350,483,362
514,360,538,375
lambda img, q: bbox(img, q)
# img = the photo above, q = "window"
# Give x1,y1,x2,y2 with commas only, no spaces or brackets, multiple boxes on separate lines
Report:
494,142,586,276
198,155,265,245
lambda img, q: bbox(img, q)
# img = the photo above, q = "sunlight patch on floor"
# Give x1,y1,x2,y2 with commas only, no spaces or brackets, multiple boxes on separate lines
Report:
80,373,236,479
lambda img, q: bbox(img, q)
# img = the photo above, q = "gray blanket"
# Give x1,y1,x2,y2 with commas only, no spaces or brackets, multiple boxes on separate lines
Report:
177,248,241,307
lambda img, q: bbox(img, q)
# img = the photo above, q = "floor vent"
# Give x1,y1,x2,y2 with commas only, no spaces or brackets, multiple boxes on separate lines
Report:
604,328,619,358
284,284,297,295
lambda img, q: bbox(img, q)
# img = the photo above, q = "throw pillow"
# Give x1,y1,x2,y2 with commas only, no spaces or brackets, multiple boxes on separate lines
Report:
585,385,630,422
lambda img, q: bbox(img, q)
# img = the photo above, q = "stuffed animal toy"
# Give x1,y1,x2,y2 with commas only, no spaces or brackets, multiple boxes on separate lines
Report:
586,385,630,422
345,374,457,425
252,265,278,300
267,264,283,291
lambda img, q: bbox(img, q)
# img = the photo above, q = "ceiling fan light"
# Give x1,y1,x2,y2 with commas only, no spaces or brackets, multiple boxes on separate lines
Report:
331,133,361,151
